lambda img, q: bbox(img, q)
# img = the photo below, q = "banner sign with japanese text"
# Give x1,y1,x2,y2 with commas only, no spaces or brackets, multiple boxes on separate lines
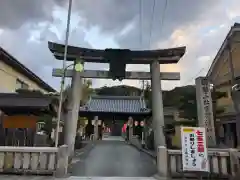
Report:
181,127,209,172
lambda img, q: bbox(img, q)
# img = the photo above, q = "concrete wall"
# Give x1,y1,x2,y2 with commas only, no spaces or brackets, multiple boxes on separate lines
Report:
0,60,48,93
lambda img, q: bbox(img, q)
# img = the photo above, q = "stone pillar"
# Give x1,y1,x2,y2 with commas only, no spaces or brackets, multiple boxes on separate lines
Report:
94,116,99,140
196,77,216,147
157,146,168,178
229,148,240,176
150,60,166,149
55,145,69,178
64,60,83,157
129,126,133,141
128,117,133,141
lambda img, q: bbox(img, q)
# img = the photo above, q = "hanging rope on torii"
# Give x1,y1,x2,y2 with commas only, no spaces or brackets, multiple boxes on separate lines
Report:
49,41,186,157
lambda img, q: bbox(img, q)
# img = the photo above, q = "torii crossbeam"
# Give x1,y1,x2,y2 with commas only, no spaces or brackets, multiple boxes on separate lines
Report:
48,41,185,64
52,69,180,80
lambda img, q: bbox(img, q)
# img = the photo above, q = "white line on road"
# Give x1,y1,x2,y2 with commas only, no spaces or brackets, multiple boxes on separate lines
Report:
68,177,157,180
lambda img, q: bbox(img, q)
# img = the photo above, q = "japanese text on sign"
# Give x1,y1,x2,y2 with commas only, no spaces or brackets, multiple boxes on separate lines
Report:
181,127,209,172
201,78,212,130
196,77,216,146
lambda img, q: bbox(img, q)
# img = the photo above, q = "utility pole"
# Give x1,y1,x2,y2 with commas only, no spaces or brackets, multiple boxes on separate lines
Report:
55,0,73,147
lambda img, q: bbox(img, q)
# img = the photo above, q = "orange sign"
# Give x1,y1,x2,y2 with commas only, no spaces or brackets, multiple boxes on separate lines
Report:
3,115,37,129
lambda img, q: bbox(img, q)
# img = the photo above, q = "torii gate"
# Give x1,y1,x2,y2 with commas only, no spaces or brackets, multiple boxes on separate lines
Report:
49,41,186,156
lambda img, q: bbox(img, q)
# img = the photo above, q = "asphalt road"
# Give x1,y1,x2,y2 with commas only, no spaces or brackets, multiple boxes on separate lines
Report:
70,137,157,177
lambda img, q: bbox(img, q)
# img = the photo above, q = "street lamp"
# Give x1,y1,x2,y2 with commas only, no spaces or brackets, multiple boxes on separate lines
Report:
55,61,83,147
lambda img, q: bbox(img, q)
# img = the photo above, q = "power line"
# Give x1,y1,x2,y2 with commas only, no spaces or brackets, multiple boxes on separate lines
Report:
139,0,144,90
148,0,168,49
148,0,156,49
139,0,142,49
159,0,168,37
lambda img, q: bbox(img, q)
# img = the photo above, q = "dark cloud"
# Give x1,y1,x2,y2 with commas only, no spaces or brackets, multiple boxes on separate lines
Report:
0,0,238,90
0,0,57,29
115,0,225,49
59,0,223,49
0,22,92,90
73,0,138,33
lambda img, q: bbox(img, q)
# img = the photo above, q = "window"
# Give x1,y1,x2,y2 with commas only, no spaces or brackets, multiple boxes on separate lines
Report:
16,79,29,90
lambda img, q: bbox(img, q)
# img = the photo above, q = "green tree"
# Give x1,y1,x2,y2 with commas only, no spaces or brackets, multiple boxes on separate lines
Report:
178,86,227,123
178,86,198,121
143,81,152,108
62,80,93,134
81,79,93,105
38,114,55,140
95,85,141,96
62,79,93,107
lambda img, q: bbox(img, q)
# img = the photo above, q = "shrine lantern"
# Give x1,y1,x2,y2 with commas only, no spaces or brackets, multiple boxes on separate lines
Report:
128,117,133,127
134,121,139,126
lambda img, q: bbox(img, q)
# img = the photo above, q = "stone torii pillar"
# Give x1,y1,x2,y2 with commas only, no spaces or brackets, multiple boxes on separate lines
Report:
151,60,166,149
151,61,171,178
64,60,83,157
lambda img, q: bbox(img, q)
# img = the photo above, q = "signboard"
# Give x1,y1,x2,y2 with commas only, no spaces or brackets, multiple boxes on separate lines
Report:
181,127,209,172
195,77,216,146
3,115,37,128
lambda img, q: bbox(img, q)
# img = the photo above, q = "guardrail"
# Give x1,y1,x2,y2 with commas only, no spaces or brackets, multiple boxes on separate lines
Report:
165,148,239,179
0,145,68,177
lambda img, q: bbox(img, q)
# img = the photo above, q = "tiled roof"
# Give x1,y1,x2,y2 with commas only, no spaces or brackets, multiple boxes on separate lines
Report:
0,93,58,115
80,95,150,114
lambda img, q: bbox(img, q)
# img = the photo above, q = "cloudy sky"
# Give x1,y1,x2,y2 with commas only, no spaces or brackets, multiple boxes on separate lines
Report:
0,0,239,91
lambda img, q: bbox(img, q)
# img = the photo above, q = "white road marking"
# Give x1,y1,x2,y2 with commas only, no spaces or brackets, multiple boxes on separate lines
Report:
68,177,157,180
0,176,158,180
102,136,125,141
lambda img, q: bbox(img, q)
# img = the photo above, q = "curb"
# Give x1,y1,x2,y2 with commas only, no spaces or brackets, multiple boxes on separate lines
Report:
69,141,96,165
76,140,96,156
68,141,97,174
130,141,156,159
153,173,169,180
